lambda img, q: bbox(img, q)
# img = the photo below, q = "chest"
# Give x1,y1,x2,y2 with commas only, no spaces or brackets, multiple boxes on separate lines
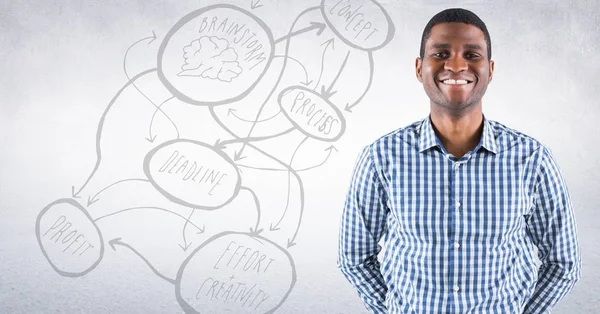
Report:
380,154,537,241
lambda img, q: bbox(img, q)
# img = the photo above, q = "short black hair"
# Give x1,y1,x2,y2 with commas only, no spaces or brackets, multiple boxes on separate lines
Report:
419,8,492,60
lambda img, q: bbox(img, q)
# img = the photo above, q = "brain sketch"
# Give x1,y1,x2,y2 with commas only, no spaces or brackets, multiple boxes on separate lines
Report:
178,36,243,82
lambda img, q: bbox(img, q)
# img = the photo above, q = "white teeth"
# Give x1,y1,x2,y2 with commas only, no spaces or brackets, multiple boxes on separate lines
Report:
442,79,468,85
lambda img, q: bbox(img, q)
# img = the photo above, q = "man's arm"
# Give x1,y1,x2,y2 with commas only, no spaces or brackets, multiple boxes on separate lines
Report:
337,145,389,314
523,146,582,314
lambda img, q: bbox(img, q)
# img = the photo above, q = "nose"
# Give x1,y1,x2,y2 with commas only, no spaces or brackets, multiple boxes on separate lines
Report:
444,54,468,72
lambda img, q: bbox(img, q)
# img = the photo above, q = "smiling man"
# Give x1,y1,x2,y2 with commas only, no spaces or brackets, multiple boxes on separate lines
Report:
337,8,581,314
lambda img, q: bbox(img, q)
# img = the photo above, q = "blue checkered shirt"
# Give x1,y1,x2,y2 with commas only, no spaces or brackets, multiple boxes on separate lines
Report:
337,115,581,313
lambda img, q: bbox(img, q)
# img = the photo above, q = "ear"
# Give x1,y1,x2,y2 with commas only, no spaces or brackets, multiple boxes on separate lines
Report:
488,59,495,83
415,57,423,83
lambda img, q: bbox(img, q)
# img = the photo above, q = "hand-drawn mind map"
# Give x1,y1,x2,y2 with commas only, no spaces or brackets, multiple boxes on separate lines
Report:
35,1,394,313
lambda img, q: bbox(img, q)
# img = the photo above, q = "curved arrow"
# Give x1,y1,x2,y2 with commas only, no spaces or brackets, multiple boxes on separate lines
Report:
238,144,305,247
237,145,338,172
179,208,195,251
122,32,179,142
250,0,263,10
273,55,311,85
271,136,308,232
320,50,350,99
298,145,337,171
212,126,295,152
211,117,305,248
345,51,374,113
241,186,262,234
314,38,335,91
147,96,179,143
236,7,322,161
72,69,157,199
94,206,204,233
123,31,156,77
207,9,318,248
274,21,325,44
109,237,176,284
87,178,150,207
228,108,282,123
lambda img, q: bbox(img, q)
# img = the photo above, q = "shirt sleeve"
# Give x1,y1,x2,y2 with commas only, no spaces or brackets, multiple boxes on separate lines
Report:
523,146,582,314
337,145,389,314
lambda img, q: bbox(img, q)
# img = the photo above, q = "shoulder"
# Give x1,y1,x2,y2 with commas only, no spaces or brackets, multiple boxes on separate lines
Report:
359,118,423,166
366,119,422,151
487,118,562,178
487,118,546,153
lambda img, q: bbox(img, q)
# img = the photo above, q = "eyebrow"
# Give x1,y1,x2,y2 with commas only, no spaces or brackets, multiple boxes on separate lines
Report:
431,43,483,50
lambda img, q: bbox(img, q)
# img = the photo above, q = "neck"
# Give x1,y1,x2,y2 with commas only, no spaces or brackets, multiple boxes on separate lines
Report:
429,106,484,158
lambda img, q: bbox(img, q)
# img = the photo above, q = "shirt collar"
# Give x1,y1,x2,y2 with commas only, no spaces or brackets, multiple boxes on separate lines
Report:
417,114,498,155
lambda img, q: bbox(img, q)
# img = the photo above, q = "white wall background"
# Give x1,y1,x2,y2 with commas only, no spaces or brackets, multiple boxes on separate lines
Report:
1,0,599,313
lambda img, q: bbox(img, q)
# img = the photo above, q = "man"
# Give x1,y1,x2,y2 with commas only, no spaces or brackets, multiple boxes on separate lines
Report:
337,8,581,314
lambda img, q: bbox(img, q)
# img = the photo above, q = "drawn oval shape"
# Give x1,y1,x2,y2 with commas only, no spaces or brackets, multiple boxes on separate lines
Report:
321,0,395,51
35,198,104,277
144,139,241,209
158,4,275,106
278,85,346,142
176,232,296,314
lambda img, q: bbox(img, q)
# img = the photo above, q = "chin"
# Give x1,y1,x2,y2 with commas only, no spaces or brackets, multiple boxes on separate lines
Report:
441,100,473,111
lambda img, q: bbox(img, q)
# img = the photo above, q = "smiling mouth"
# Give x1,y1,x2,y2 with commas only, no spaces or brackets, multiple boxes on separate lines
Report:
439,79,473,85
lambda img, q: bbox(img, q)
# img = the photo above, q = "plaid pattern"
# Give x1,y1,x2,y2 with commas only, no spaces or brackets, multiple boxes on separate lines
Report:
337,114,581,313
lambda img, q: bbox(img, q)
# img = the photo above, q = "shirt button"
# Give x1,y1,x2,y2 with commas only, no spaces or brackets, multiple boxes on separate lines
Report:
454,242,461,249
453,285,460,292
456,201,461,208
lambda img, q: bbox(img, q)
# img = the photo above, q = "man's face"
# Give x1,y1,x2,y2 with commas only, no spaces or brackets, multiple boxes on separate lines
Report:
416,23,494,113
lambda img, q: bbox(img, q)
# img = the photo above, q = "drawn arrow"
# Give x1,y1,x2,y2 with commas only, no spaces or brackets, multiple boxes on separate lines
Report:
212,126,307,248
270,136,308,231
314,38,335,91
274,22,326,45
240,142,307,248
273,55,312,85
124,31,156,71
94,206,204,234
123,31,156,79
71,68,157,199
250,0,263,10
236,145,338,172
122,31,179,142
287,238,297,248
214,138,227,151
109,238,176,284
203,10,314,248
147,96,178,143
233,127,296,162
301,145,337,171
71,186,81,199
234,149,248,162
236,9,321,161
269,167,290,232
211,126,295,155
345,51,374,113
228,108,282,123
241,187,263,235
87,178,150,207
178,209,195,251
320,50,351,100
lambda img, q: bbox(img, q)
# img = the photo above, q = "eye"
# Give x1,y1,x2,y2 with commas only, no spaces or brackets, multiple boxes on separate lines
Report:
465,53,481,59
432,52,448,58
